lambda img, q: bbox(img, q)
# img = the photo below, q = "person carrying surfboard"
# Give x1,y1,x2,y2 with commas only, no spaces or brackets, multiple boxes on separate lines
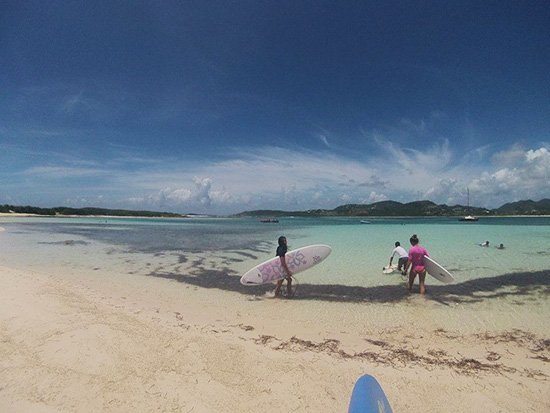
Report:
273,236,293,298
389,241,408,275
404,234,429,294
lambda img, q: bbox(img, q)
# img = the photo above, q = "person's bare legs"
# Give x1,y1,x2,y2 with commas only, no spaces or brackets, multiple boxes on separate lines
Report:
408,271,417,291
286,276,293,297
274,279,284,297
419,271,427,294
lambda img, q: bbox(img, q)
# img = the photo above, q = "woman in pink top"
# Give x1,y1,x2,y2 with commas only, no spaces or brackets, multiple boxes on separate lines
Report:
405,234,429,294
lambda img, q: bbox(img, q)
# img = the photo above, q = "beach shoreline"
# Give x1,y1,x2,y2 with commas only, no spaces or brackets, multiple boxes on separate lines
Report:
0,212,40,217
1,262,548,412
2,212,550,220
0,213,194,219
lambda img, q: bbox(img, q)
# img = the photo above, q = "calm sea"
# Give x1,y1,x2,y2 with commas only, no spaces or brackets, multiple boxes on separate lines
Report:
1,216,549,281
1,215,549,333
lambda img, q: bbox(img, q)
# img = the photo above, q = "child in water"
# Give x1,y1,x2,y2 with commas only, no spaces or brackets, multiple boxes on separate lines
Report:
404,234,429,294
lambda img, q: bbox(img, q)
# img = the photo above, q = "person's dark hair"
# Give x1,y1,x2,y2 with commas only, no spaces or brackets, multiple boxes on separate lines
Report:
395,241,400,247
278,236,287,247
410,234,419,245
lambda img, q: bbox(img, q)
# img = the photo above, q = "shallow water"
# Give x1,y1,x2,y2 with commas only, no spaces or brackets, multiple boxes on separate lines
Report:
1,216,549,334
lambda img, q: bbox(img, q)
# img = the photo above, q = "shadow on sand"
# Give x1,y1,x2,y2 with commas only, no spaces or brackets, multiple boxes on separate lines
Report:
147,267,550,305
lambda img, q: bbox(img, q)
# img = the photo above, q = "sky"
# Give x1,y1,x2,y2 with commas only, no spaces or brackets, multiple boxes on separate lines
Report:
1,1,549,214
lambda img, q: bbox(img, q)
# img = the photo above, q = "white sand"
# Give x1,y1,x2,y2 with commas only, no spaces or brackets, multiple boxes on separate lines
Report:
1,263,549,412
0,213,39,217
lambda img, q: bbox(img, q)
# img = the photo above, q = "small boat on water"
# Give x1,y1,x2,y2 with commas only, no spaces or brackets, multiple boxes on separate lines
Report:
360,220,371,224
459,188,479,221
260,218,279,223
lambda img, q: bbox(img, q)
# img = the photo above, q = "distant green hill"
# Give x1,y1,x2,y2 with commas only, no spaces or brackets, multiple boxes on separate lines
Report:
494,199,550,215
331,200,488,217
2,198,549,218
235,200,489,217
236,199,550,217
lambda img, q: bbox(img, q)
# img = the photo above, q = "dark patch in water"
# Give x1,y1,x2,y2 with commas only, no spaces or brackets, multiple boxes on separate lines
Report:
231,251,259,260
37,240,89,246
21,220,279,254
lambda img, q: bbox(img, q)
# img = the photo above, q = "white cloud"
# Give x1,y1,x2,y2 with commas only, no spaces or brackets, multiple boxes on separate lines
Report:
365,191,389,203
424,178,462,205
469,146,550,204
339,193,352,203
8,138,550,213
526,147,550,163
126,141,460,212
317,134,330,147
386,138,452,174
161,187,193,203
491,144,527,167
192,177,212,206
23,166,108,178
61,92,86,114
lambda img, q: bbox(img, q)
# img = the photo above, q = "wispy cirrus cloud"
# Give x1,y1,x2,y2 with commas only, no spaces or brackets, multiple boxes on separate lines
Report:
117,140,472,212
4,134,550,213
141,142,548,212
22,165,110,179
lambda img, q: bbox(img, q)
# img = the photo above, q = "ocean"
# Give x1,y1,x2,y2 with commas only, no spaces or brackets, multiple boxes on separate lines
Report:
1,215,549,334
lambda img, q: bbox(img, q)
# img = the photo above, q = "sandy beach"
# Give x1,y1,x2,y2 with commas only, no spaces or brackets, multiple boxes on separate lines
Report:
1,260,549,413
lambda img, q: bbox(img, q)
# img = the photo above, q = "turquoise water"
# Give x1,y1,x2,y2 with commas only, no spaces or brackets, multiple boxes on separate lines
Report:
1,215,549,296
1,215,549,334
1,216,549,282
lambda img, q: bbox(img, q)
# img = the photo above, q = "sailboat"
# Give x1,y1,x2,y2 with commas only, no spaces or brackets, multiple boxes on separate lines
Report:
459,188,479,221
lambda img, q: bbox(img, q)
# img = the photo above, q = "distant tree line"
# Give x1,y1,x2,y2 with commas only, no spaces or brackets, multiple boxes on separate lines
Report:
0,205,187,218
2,198,550,218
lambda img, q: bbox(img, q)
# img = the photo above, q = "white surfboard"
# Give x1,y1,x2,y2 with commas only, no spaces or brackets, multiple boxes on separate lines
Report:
423,255,454,284
240,244,332,285
382,264,397,274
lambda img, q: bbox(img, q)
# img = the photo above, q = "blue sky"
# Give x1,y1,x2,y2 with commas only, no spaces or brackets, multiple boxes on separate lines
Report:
1,1,549,214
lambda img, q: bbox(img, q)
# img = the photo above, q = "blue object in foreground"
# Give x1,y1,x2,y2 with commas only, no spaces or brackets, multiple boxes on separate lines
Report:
348,374,393,413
